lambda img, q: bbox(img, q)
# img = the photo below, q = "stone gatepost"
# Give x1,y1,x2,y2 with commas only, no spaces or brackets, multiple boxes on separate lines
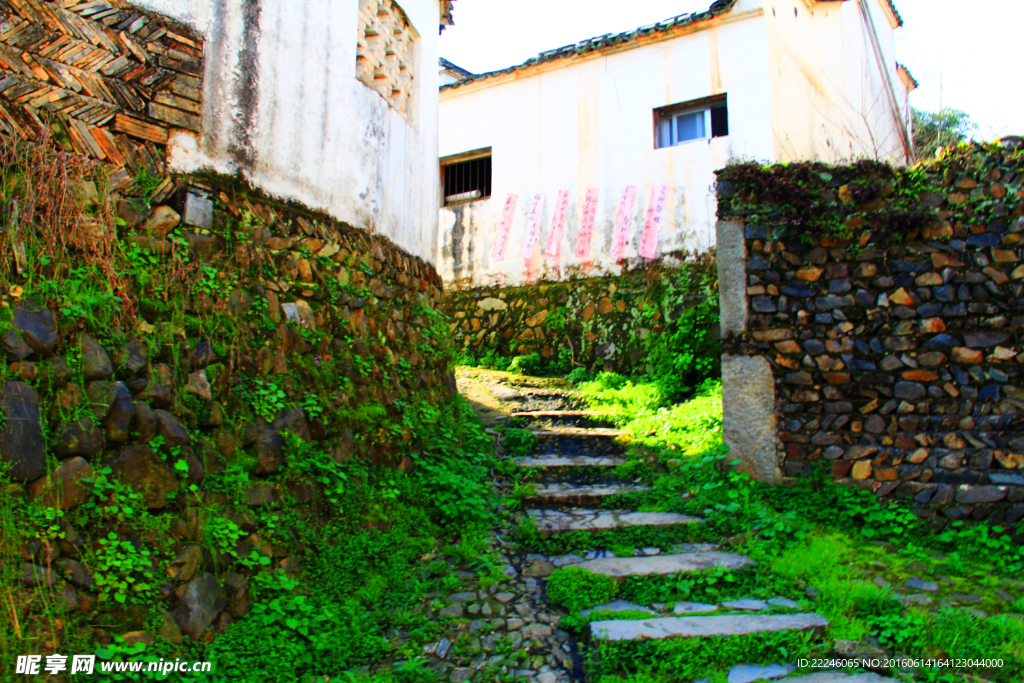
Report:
716,218,782,484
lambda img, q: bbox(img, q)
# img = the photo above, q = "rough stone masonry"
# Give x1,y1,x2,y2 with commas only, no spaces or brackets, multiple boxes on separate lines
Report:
716,139,1024,540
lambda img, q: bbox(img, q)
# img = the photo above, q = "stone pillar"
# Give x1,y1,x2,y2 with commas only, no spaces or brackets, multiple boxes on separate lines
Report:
716,218,781,484
722,355,781,484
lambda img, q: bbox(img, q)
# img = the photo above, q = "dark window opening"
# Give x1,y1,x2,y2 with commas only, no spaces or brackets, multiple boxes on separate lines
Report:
655,95,728,149
441,149,492,206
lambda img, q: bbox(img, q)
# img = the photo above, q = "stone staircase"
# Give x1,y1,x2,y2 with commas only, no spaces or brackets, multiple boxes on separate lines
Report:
499,382,844,683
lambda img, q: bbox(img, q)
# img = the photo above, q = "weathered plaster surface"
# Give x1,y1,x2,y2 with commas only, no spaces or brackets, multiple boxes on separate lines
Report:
136,0,442,264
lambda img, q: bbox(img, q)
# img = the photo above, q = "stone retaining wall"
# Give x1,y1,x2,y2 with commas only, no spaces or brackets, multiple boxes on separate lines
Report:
716,140,1024,538
443,260,715,376
1,166,451,646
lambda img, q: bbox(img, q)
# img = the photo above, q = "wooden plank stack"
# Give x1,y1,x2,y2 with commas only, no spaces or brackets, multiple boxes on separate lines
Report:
0,0,204,202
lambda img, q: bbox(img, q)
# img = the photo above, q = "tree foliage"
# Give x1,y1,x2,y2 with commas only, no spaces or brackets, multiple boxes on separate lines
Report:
912,107,977,159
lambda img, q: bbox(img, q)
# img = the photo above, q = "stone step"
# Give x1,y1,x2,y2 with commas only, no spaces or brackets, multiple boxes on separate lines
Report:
531,427,625,438
524,483,650,505
570,551,754,578
528,508,702,536
514,455,627,469
511,410,611,418
589,612,829,642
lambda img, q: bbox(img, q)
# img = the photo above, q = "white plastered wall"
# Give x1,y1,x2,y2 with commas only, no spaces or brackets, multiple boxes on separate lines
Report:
437,3,773,289
764,0,909,163
134,0,443,264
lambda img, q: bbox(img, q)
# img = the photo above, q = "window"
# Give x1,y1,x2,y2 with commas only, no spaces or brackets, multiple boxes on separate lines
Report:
441,148,492,206
655,95,728,149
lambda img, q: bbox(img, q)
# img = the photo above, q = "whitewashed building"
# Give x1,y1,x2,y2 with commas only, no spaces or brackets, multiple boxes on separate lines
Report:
437,0,916,288
133,0,455,264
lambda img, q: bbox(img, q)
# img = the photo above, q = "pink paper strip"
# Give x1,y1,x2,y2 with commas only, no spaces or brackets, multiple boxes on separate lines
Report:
491,194,518,261
610,185,637,260
639,184,669,259
519,193,545,260
574,188,600,260
545,190,571,257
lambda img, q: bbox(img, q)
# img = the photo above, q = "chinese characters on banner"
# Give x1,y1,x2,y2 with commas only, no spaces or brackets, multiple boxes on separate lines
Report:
574,188,600,260
639,184,668,259
610,185,637,260
519,193,545,260
490,194,518,261
545,190,571,257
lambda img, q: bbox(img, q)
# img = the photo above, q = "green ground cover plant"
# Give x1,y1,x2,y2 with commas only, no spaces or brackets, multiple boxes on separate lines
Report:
551,369,1024,683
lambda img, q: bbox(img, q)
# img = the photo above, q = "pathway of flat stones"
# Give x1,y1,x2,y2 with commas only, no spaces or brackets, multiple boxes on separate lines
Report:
417,368,895,683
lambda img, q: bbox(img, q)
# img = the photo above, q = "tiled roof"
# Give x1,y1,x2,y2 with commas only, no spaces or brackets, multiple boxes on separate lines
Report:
439,58,474,79
896,63,918,90
440,0,738,92
440,1,454,31
881,0,904,26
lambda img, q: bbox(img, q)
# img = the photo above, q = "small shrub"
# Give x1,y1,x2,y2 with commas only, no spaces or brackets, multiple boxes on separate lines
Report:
502,428,537,456
508,352,545,375
547,567,618,612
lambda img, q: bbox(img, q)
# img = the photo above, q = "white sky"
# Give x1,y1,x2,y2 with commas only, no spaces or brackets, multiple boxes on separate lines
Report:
439,0,1024,139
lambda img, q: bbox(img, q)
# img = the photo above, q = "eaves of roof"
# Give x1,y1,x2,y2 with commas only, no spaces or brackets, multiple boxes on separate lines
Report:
439,57,474,79
896,63,918,90
440,0,739,93
440,0,454,31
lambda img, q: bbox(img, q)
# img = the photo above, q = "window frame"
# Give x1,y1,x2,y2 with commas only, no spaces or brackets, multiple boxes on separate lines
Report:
440,147,492,207
653,95,728,149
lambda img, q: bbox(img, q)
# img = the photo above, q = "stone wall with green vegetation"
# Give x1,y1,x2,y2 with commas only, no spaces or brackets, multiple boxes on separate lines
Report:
716,138,1024,537
0,134,496,680
444,261,720,390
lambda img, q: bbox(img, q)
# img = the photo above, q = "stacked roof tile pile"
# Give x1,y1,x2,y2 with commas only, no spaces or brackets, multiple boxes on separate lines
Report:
0,0,203,203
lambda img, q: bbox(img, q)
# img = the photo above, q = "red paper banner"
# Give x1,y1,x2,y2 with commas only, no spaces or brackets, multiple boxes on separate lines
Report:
519,193,545,260
545,190,571,257
639,184,668,259
491,194,518,261
610,185,637,260
574,188,600,260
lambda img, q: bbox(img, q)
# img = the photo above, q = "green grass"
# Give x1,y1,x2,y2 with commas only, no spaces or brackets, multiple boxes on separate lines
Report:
545,375,1024,683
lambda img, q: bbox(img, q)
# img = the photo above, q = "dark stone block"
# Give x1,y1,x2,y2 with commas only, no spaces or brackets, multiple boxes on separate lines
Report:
829,278,851,293
943,506,974,520
855,289,874,307
916,302,943,317
751,296,776,312
1,381,45,481
966,234,1001,248
744,224,767,239
816,295,854,310
942,303,967,316
892,260,929,272
978,385,1000,400
782,282,816,298
12,302,57,357
929,470,982,485
802,339,826,355
964,331,1010,348
748,254,770,270
923,333,958,349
